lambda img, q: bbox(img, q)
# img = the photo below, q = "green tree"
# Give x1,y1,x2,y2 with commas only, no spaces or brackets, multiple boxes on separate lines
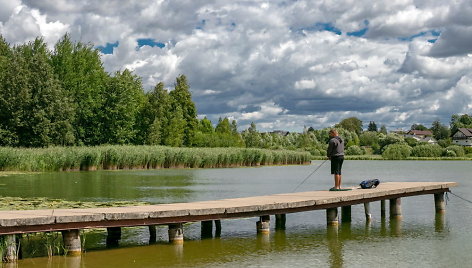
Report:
359,131,380,152
379,133,405,150
410,123,428,131
165,106,186,147
137,82,171,145
215,117,231,134
51,34,108,145
0,36,16,145
379,125,387,134
101,69,145,144
431,119,450,141
1,38,74,147
367,121,378,132
243,122,262,147
336,117,363,135
199,117,214,134
169,75,198,146
231,120,238,134
450,114,472,134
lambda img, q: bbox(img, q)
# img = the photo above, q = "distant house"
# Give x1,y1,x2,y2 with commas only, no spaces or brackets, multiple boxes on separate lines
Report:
404,130,437,144
451,128,472,147
270,130,290,136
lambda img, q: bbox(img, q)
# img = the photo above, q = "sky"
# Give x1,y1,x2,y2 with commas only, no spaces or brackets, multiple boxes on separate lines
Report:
1,0,471,132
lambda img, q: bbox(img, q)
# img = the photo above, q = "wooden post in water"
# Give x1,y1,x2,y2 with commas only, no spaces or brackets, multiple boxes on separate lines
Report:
326,208,339,226
106,227,121,247
364,202,372,221
168,223,184,244
275,214,286,230
434,193,446,214
389,198,402,219
61,229,81,256
201,220,213,239
257,215,270,234
380,200,386,218
148,225,157,243
341,206,351,223
215,220,222,237
2,234,18,262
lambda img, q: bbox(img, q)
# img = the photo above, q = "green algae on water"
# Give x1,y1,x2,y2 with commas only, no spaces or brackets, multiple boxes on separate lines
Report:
0,196,150,210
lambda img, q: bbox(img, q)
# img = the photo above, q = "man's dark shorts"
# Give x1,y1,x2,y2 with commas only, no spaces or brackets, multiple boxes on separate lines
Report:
330,156,344,175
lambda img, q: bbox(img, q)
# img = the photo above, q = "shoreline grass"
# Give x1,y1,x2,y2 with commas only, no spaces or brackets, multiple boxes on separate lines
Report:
0,145,311,172
312,155,472,160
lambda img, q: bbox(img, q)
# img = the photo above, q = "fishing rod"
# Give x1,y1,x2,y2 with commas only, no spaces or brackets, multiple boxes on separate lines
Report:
292,159,328,192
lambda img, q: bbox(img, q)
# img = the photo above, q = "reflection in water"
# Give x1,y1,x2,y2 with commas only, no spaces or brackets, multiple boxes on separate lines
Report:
364,220,372,236
390,218,403,237
0,170,197,203
327,225,343,268
256,233,271,250
435,213,445,232
65,255,82,268
13,222,454,268
380,217,388,237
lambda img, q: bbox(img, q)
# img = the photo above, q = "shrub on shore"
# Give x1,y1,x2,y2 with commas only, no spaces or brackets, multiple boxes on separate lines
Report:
411,144,443,157
382,144,412,160
0,145,311,172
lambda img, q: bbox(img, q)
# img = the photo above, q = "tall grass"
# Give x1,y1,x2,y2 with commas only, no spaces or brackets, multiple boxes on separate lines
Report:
0,145,311,172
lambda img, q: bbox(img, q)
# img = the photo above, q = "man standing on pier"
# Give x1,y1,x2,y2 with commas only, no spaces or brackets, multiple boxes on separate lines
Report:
327,129,348,191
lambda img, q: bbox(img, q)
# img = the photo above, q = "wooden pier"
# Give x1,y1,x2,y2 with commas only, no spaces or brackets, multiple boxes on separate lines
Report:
0,181,457,262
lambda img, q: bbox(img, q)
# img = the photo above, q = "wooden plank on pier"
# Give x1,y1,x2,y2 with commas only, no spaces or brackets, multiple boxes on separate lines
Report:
0,182,457,234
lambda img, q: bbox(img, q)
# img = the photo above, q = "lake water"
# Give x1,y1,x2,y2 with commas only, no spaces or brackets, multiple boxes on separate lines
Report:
1,160,471,267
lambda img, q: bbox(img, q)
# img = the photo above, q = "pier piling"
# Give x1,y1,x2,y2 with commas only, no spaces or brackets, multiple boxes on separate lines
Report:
275,214,286,230
364,202,372,221
389,198,402,219
380,200,386,218
61,229,81,256
201,220,213,239
326,208,339,226
434,193,446,213
148,225,157,243
215,220,222,237
257,215,270,234
2,234,18,262
168,223,184,244
106,227,121,247
341,206,351,223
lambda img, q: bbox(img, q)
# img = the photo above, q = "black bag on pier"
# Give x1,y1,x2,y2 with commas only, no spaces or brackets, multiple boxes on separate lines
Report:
360,179,380,189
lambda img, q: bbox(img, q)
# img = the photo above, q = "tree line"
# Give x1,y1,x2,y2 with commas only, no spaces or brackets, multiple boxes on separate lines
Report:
1,35,470,158
0,35,215,147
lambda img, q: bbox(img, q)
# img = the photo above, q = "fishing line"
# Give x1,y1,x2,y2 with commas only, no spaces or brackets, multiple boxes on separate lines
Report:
292,159,328,192
449,191,472,204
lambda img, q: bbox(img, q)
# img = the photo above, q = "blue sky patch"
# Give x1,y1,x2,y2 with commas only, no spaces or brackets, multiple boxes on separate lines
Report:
316,23,342,35
347,27,368,37
97,41,119,54
137,38,165,48
295,22,342,35
399,30,441,41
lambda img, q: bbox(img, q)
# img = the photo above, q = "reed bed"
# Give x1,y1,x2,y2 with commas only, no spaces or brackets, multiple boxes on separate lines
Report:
0,146,311,172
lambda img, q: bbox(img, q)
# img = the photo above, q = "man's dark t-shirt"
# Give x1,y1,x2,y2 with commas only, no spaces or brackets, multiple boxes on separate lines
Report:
327,136,344,158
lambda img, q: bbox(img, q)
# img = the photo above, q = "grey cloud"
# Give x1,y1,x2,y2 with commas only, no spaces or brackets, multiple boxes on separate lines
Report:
428,25,472,57
0,0,20,22
2,0,472,132
1,6,40,44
